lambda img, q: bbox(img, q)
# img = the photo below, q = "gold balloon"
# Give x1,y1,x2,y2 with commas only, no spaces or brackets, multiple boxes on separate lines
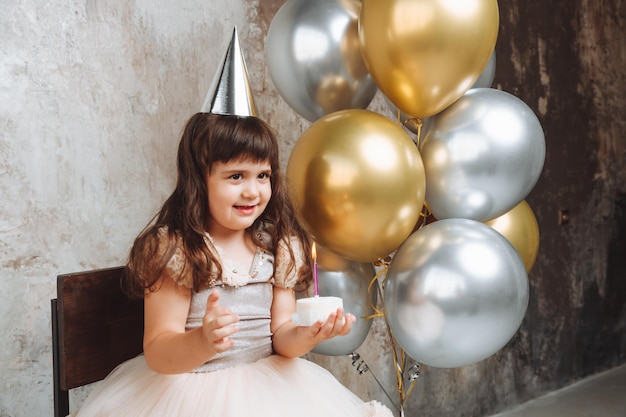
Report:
338,0,362,18
315,244,356,271
287,109,426,263
358,0,499,119
486,200,540,272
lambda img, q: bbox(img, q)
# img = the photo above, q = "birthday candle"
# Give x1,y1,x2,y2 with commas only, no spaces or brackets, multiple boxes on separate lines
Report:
312,242,319,296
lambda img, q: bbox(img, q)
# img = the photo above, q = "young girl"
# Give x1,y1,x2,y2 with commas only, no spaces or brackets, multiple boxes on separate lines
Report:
74,113,393,417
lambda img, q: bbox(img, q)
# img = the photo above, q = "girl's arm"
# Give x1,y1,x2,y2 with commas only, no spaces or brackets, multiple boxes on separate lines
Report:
270,286,355,358
143,275,239,374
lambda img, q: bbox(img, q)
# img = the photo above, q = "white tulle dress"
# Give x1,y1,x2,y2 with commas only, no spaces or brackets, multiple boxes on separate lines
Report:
73,237,393,417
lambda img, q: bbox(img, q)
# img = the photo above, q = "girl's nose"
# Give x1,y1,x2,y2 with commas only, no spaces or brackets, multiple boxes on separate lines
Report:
241,180,259,198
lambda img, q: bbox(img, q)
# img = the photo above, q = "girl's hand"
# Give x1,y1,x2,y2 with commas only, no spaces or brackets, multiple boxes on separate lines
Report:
271,287,354,358
306,308,356,341
202,289,240,355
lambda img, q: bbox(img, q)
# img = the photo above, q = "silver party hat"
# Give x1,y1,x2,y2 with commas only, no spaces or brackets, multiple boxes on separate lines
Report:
201,27,258,117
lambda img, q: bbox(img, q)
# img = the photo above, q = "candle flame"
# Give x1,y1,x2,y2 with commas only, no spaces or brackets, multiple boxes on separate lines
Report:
311,242,317,260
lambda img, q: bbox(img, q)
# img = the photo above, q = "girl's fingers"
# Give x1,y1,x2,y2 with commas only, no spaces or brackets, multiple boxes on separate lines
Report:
205,289,221,314
310,309,355,339
209,324,239,344
202,289,239,353
337,313,355,335
204,289,239,326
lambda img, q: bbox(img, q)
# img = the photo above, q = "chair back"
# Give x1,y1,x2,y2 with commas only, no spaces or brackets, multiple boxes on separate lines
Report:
51,266,144,417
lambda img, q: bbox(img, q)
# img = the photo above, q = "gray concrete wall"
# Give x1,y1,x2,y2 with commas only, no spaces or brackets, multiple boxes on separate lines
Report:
0,1,393,415
1,1,625,416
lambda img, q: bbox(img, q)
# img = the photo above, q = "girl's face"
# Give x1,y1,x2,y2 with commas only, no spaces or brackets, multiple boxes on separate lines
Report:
206,157,272,237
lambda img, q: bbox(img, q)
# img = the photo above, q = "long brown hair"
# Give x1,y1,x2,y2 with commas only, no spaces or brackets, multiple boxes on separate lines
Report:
124,113,312,297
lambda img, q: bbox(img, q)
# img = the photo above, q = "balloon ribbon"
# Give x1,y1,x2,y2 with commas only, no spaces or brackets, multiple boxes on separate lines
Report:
357,257,422,415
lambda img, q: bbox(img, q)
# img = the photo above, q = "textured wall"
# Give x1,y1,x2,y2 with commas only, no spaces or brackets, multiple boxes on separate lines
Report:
495,0,626,393
2,0,625,417
0,0,390,415
0,0,247,414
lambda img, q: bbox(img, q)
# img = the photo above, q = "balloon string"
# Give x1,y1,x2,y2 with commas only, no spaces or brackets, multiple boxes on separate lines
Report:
402,117,423,147
417,201,432,229
362,257,423,412
364,260,390,320
415,118,423,148
404,364,420,406
373,266,420,414
378,278,405,415
348,352,400,413
363,307,384,320
400,356,420,408
371,275,405,410
368,265,387,293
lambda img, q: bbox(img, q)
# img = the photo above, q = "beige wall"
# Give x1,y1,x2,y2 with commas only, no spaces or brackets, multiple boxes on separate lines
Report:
0,1,399,415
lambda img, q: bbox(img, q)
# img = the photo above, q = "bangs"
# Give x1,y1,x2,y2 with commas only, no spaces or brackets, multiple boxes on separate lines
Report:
193,114,279,172
213,119,276,163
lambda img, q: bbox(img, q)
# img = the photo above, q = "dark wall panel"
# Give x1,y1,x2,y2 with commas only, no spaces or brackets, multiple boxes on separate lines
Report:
404,0,626,415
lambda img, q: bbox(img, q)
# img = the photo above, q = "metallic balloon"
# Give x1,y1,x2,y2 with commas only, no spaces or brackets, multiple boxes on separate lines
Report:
384,218,529,368
486,200,540,272
359,0,499,118
473,50,497,90
420,88,546,222
385,95,435,138
386,50,497,136
287,109,426,263
337,0,362,18
299,245,377,356
266,0,377,122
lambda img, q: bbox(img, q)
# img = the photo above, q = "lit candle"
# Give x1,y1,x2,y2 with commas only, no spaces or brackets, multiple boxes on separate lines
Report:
312,242,319,296
291,242,344,326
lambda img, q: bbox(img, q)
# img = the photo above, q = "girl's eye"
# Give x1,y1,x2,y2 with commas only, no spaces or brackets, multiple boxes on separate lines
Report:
258,172,271,180
230,173,242,180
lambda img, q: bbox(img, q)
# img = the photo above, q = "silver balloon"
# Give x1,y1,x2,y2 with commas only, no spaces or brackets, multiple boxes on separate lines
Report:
384,219,529,368
420,88,545,222
299,246,377,356
266,0,378,122
472,50,496,89
386,50,496,135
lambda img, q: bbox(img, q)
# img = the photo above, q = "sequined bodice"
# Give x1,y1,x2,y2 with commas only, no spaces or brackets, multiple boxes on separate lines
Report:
186,247,275,372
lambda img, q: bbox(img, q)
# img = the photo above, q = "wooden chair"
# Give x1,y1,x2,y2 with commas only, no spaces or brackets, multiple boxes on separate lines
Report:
51,266,144,417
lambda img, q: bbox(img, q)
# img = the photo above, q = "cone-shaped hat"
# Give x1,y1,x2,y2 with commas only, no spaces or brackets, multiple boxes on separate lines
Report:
201,27,258,117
